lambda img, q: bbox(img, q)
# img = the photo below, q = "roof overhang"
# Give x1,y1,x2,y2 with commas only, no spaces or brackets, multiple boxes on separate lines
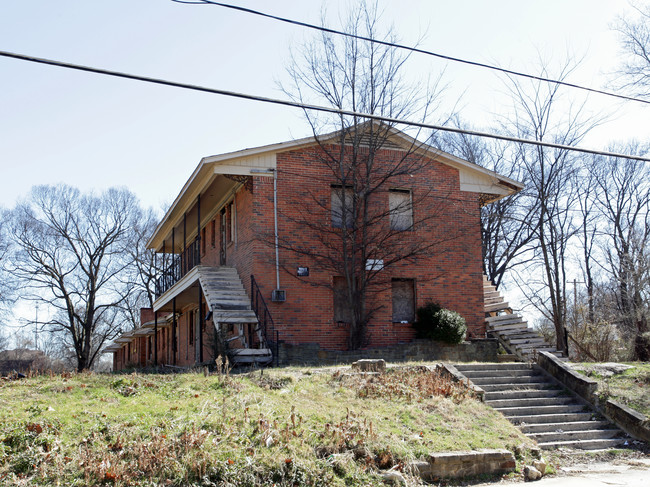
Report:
147,123,523,251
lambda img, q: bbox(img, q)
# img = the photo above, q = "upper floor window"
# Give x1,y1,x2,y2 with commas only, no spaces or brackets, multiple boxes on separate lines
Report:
389,189,413,231
331,185,354,228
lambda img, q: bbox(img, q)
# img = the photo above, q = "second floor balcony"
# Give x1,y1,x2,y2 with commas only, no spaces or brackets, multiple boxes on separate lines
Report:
155,237,201,298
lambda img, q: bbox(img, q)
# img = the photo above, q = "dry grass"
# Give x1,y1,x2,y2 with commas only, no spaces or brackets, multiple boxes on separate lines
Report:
0,364,535,486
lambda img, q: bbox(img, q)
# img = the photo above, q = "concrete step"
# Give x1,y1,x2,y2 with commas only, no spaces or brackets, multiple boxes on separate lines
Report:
454,362,532,372
495,404,587,416
508,412,594,424
486,396,575,408
479,382,557,392
484,389,563,401
459,369,541,379
529,428,621,443
537,438,625,450
469,375,549,385
519,420,611,434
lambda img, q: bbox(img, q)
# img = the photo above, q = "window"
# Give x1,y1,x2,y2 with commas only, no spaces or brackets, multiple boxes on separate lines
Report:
210,220,215,247
333,276,353,323
331,185,354,228
392,278,415,322
201,227,206,254
389,189,413,231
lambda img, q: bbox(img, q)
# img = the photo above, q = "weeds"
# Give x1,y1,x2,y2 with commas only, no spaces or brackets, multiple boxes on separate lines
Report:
0,366,530,486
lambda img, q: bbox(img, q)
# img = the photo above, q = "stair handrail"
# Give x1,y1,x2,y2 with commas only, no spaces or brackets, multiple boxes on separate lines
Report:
250,275,277,358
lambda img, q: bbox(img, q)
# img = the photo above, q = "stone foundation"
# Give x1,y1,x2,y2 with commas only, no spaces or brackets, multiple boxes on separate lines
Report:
411,449,516,480
276,338,498,366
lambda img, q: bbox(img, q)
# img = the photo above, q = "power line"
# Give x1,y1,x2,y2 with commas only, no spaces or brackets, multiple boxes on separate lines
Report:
170,0,650,107
1,49,649,163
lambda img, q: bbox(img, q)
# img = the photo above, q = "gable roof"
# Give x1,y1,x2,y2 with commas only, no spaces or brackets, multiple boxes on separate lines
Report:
147,123,523,251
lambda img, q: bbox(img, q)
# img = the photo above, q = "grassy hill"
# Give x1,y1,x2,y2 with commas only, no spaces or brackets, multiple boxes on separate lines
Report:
0,363,534,486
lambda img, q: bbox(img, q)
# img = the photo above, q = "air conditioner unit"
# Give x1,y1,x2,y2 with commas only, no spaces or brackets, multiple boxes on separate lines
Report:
271,289,286,302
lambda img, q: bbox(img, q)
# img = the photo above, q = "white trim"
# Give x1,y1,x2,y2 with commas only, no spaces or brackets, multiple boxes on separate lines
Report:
153,266,200,313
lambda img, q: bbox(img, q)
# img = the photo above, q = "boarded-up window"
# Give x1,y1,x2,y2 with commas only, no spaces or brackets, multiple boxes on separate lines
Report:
389,189,413,231
333,276,353,323
331,186,354,228
392,278,415,322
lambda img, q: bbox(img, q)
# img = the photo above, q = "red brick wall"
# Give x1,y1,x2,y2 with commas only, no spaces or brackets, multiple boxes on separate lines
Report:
250,144,485,350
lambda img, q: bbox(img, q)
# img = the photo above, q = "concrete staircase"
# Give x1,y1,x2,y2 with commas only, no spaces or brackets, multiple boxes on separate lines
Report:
483,276,566,361
454,362,626,450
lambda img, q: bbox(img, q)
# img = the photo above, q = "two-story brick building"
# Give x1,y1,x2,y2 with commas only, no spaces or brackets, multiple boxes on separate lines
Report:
108,124,522,370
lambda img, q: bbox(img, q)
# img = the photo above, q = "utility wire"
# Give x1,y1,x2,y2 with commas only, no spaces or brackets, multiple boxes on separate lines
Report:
1,49,649,163
170,0,650,107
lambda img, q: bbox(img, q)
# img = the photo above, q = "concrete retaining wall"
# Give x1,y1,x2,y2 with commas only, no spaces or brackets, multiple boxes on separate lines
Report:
277,338,498,366
537,351,650,443
411,449,516,480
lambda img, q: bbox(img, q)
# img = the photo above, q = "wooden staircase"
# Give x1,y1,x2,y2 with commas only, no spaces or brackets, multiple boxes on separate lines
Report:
483,276,566,362
197,266,272,365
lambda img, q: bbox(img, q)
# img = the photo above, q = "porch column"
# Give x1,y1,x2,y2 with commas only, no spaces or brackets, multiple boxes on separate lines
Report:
198,285,204,364
154,311,158,366
183,213,187,274
172,298,177,365
197,193,201,264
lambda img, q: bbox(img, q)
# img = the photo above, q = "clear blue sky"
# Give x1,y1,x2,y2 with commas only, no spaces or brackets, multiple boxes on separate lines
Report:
0,0,646,212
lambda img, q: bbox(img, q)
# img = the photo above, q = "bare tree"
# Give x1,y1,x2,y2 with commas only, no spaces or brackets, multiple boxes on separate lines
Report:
280,1,455,349
501,58,602,353
614,3,650,97
116,206,164,330
434,120,536,289
7,185,139,371
0,211,16,318
592,142,650,359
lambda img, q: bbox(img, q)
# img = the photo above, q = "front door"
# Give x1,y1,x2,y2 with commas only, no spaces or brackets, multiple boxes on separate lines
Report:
220,209,226,265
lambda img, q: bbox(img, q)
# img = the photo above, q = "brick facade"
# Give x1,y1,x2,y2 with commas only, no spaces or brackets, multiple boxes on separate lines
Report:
110,128,520,370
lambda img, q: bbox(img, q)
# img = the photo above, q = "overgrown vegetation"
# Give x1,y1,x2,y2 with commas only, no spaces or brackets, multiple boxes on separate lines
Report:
573,362,650,417
413,303,467,344
0,365,533,486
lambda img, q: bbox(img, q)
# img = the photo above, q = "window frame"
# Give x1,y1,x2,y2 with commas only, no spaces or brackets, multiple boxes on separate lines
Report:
391,278,416,323
389,188,413,232
331,185,354,229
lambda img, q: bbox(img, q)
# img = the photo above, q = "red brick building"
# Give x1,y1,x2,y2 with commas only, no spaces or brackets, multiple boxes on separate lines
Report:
107,125,521,369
